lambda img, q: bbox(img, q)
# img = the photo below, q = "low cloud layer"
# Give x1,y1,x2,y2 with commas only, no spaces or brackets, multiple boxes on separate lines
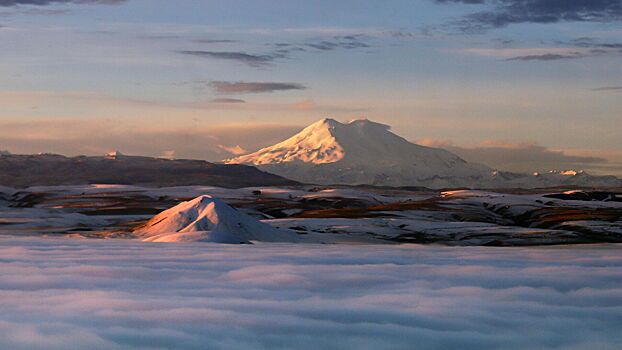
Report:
0,238,620,350
210,81,307,94
217,144,247,155
0,119,303,160
436,0,622,32
418,139,614,174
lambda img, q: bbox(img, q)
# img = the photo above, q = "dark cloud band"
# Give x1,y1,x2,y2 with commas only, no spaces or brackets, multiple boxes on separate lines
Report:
209,81,306,94
177,35,372,68
592,86,622,92
436,0,622,31
177,51,277,67
0,0,125,6
209,98,246,103
506,53,584,61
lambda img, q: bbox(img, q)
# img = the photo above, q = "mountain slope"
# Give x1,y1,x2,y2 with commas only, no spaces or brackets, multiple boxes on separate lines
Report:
134,195,299,243
226,118,621,189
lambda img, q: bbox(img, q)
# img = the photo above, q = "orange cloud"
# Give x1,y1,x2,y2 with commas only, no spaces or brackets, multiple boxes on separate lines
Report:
217,144,247,156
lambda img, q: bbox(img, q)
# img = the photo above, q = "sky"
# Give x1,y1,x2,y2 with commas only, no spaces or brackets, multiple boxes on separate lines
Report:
0,238,620,349
0,0,621,175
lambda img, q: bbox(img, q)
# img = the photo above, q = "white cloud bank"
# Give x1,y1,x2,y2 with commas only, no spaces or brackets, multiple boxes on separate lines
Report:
0,238,620,350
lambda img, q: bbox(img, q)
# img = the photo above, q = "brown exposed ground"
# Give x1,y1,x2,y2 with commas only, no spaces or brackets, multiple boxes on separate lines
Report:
2,185,621,245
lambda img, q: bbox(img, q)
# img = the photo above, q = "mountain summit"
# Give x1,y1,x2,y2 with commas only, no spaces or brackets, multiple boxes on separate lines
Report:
226,118,621,189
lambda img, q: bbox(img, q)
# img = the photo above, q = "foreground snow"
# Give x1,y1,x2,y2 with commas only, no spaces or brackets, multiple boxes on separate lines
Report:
0,237,620,350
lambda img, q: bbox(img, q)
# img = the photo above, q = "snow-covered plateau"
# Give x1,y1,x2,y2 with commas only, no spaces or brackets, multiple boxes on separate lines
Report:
1,184,620,245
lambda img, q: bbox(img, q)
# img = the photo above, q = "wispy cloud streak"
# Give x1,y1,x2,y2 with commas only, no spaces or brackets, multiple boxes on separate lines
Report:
592,86,622,92
506,52,583,61
435,0,622,32
209,81,306,94
176,35,373,68
0,0,126,6
176,50,277,67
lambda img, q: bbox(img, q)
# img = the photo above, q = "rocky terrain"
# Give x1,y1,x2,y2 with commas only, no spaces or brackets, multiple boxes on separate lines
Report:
1,184,620,246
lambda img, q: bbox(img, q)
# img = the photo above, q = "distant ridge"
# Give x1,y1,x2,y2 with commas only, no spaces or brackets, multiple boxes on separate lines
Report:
0,152,297,188
226,118,621,189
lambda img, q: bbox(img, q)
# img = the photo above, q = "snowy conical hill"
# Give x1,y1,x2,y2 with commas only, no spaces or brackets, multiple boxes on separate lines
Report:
134,195,299,243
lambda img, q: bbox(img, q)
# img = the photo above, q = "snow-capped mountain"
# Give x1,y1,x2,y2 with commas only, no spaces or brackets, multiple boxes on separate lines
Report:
226,118,621,189
227,118,492,188
134,195,299,243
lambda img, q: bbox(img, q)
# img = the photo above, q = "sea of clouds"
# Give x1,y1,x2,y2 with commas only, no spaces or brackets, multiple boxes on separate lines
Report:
0,238,620,350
